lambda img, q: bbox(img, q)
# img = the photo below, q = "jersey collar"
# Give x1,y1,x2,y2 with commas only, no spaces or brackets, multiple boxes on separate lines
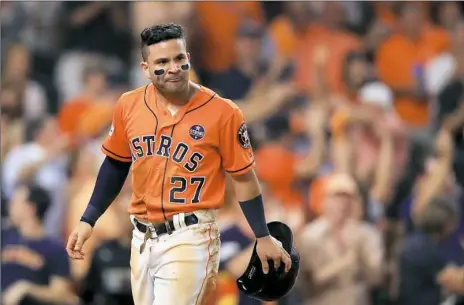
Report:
149,83,216,128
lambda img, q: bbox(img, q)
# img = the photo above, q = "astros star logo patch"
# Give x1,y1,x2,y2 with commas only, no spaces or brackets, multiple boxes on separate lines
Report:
189,125,205,140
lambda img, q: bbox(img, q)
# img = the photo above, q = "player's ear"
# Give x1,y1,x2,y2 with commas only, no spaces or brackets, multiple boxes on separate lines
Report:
187,52,191,62
140,61,151,80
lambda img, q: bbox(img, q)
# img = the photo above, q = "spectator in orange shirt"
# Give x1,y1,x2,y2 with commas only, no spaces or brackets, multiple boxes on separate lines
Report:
195,2,264,76
376,2,450,128
293,2,363,97
267,2,311,59
255,115,304,211
57,61,112,143
374,2,397,28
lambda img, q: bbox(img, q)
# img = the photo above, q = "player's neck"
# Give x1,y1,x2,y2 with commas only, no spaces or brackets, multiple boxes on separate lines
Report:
18,220,44,239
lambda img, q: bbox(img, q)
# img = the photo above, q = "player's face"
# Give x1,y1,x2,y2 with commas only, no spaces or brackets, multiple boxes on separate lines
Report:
141,39,190,95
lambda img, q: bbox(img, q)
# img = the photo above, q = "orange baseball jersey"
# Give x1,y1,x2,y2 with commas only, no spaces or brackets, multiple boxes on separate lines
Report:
102,84,255,222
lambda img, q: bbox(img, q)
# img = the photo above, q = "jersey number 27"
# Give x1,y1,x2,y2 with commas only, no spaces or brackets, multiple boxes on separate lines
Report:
169,176,205,204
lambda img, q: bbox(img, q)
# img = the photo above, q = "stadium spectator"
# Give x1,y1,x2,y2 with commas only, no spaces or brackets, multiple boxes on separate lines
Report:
425,20,464,100
57,60,114,144
2,44,48,121
1,184,79,305
296,173,384,305
376,2,449,127
79,195,133,305
294,2,363,97
432,2,462,32
435,20,464,189
268,2,311,60
0,83,26,162
195,2,264,76
2,117,70,240
398,197,462,305
54,2,132,101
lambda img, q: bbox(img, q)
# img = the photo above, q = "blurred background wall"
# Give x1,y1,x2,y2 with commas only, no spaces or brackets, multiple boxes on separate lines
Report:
2,2,464,305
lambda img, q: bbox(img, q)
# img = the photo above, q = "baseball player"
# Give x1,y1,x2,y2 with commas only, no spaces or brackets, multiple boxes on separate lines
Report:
66,23,291,305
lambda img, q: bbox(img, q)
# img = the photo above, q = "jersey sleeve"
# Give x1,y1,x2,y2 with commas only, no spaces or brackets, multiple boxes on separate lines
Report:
101,97,132,162
218,107,255,175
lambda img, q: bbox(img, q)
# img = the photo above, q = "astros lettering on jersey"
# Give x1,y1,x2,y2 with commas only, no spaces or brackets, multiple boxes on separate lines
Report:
102,84,255,222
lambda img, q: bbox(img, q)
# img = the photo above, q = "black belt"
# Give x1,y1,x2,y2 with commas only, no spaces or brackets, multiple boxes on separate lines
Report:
134,214,199,235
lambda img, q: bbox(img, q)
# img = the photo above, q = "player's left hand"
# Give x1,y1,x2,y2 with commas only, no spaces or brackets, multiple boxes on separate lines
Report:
256,236,291,274
3,280,31,305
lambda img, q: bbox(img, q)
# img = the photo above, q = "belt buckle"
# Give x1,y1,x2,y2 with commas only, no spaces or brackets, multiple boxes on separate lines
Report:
165,221,173,235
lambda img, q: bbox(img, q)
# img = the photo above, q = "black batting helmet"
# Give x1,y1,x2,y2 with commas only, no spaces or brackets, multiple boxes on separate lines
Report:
236,221,300,301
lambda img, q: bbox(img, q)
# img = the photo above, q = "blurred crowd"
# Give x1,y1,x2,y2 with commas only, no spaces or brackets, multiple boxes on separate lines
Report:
2,1,464,305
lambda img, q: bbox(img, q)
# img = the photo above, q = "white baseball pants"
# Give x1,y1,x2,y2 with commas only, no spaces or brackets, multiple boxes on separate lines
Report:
129,211,221,305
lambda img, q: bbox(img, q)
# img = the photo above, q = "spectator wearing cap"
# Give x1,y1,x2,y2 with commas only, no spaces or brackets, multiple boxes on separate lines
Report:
1,184,79,305
296,173,384,305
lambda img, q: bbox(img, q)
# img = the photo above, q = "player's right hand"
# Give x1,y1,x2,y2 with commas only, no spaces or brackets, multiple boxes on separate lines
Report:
66,222,93,260
256,235,292,275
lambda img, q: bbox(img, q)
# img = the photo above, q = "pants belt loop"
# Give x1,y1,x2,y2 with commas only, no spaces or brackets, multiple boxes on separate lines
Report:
172,214,180,230
149,225,158,239
130,215,137,229
178,212,186,228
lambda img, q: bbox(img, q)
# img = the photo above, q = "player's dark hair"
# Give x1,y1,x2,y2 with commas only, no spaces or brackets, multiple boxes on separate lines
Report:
140,23,185,61
25,184,51,221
